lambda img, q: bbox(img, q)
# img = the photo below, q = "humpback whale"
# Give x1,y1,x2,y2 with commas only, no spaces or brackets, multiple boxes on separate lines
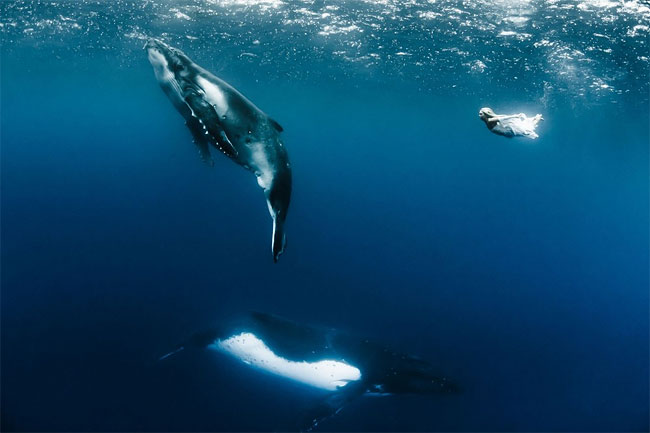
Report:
146,39,292,262
161,312,457,430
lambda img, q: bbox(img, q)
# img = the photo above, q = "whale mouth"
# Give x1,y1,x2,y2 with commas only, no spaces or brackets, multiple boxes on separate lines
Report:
146,46,167,71
145,40,165,63
145,38,164,50
144,39,158,52
144,39,172,60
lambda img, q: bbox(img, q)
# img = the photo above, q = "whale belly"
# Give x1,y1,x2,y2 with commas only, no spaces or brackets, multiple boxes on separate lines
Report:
209,332,362,391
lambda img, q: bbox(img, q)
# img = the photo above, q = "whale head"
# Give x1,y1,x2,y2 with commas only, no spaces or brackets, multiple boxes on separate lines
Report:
145,39,195,95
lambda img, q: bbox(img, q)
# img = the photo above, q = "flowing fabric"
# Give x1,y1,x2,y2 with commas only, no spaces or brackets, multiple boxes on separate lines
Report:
491,113,543,139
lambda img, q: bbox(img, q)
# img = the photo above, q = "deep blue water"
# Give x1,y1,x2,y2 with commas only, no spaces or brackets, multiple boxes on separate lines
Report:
1,1,649,431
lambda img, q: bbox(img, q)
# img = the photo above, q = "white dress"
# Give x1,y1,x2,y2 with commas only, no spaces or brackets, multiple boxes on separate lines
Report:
491,113,543,139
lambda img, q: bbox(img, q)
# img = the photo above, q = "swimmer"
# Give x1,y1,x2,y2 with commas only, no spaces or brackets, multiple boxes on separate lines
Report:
479,107,543,139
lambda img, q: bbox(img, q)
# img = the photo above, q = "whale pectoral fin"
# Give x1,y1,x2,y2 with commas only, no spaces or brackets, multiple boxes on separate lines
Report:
297,387,362,432
195,139,215,165
185,117,214,166
216,129,237,157
183,93,238,159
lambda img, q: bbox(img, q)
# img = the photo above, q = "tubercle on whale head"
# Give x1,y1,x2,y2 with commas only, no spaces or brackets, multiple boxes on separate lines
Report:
145,38,183,55
146,38,173,76
145,38,192,73
144,38,172,60
144,38,163,51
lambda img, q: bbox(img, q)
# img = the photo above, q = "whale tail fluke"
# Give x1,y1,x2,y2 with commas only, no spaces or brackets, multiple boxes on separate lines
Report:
272,216,286,263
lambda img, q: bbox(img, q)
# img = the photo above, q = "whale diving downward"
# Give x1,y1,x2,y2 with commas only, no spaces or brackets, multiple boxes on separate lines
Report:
160,312,458,431
146,39,292,262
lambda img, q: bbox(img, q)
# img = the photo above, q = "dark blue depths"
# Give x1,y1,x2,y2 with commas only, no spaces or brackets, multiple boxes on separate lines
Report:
1,4,649,431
